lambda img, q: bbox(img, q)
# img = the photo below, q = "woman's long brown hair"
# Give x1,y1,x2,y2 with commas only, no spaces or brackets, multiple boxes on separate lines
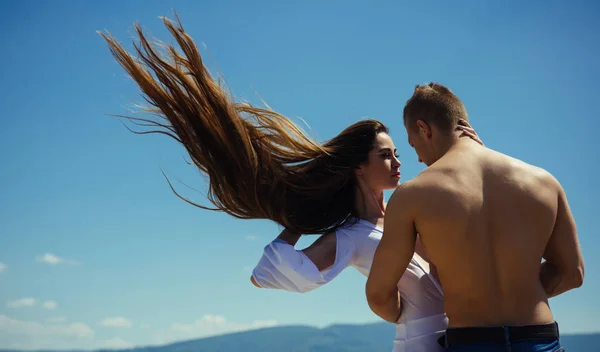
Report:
99,15,387,234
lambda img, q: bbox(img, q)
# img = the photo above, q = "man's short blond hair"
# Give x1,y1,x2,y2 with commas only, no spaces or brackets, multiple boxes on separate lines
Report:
403,83,469,134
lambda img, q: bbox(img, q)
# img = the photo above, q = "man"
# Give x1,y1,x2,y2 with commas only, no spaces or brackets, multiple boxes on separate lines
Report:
366,83,584,351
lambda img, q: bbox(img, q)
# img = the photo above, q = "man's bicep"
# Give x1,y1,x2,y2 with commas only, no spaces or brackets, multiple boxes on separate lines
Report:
368,191,418,293
544,185,583,272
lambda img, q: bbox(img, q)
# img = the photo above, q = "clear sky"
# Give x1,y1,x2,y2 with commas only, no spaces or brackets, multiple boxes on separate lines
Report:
1,0,598,349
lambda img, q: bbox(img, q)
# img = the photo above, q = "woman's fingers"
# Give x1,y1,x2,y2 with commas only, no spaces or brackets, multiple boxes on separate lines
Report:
457,126,485,146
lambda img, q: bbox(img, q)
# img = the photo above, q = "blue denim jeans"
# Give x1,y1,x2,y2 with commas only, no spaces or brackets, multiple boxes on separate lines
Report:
442,322,563,352
445,339,564,352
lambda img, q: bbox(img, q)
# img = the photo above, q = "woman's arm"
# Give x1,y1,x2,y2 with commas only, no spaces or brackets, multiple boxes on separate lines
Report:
251,229,337,287
250,229,353,293
251,227,303,287
276,228,302,246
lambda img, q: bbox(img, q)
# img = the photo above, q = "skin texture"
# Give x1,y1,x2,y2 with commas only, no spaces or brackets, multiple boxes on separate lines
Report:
366,122,584,327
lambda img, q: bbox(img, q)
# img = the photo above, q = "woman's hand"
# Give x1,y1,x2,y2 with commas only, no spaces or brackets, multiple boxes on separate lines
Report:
457,119,484,147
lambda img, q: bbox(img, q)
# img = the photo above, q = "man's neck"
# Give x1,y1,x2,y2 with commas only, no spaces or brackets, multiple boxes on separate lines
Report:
434,132,462,159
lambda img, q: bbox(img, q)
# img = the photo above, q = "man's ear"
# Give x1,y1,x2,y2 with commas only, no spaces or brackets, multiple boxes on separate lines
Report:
416,120,432,139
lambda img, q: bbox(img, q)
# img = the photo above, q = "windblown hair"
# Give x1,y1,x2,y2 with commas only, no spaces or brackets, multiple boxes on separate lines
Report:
403,82,468,134
99,15,388,234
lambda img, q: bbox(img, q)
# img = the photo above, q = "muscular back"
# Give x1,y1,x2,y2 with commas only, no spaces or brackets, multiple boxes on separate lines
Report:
414,141,560,327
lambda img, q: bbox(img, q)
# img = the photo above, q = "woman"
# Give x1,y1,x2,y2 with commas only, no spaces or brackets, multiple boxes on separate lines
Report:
100,15,482,351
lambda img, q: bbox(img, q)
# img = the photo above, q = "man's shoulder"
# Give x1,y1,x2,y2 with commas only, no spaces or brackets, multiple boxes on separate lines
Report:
389,176,452,208
388,180,421,208
386,181,426,221
528,164,559,186
405,167,456,193
494,151,560,188
392,177,433,194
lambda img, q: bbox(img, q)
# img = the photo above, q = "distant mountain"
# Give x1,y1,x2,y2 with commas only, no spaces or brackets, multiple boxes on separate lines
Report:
1,322,597,352
147,323,397,352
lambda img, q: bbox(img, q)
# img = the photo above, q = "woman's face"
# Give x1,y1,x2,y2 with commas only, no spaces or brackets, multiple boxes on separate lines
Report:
357,132,402,192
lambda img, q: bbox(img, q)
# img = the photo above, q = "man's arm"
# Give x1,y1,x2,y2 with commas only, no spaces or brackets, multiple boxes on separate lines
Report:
366,184,418,323
540,181,584,298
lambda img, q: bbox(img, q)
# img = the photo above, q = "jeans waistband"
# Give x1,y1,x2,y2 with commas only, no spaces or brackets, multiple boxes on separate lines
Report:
442,321,559,346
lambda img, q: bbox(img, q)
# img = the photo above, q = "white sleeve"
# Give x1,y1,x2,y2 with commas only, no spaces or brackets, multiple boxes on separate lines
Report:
251,231,355,293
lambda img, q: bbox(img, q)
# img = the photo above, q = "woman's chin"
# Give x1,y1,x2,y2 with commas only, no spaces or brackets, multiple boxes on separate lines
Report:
385,181,400,190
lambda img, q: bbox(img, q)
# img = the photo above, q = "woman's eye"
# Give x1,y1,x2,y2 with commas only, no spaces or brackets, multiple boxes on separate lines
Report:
381,152,399,158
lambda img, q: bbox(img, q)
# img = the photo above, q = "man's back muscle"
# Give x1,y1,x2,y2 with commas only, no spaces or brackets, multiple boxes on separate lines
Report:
413,141,558,327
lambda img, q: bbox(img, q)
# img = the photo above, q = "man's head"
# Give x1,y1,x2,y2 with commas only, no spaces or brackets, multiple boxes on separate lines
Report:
403,83,469,166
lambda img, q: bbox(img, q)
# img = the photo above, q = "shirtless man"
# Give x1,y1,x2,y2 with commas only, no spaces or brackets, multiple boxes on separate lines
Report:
366,83,584,351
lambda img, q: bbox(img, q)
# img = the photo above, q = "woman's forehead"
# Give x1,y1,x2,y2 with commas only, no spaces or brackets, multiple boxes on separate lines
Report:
373,132,395,149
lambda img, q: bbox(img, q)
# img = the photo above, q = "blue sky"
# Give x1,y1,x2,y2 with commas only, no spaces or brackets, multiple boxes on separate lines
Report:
0,0,598,349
